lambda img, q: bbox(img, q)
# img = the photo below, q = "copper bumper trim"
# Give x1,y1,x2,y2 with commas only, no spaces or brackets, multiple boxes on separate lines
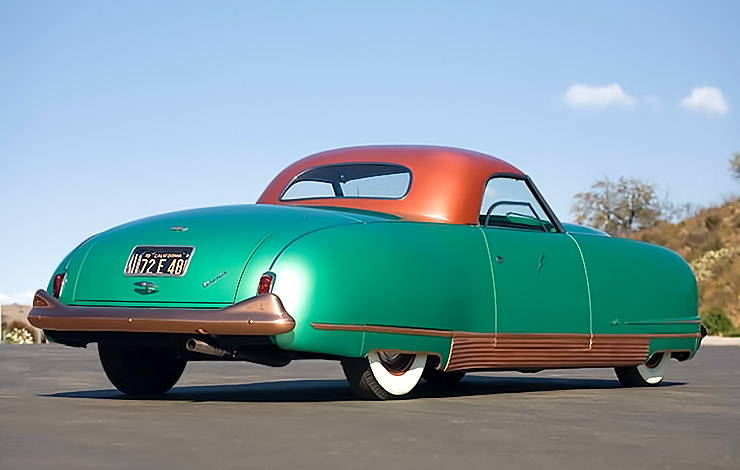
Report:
27,290,295,336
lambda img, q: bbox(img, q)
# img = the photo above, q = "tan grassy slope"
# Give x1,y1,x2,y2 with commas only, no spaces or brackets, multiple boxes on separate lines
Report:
629,198,740,325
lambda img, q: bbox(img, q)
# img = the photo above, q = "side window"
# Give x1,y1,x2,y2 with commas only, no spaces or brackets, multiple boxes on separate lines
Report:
480,177,557,232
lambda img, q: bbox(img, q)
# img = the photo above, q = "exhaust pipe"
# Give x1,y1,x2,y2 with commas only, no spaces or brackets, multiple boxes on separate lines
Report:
184,338,294,367
185,338,231,358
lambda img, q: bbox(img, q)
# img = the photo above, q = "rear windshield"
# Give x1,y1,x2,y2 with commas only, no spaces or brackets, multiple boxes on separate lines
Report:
280,163,411,201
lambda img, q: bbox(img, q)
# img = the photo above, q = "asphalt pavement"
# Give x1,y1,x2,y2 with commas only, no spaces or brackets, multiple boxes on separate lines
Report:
1,343,738,470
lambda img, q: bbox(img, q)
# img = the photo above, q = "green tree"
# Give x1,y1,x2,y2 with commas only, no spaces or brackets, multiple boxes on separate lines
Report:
730,152,740,180
571,177,666,235
702,307,733,336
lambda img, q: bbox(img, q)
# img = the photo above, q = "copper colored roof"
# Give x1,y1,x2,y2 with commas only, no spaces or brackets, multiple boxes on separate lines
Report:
257,145,523,224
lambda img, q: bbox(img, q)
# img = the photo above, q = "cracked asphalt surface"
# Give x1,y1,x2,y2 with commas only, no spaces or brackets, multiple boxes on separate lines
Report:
1,343,738,470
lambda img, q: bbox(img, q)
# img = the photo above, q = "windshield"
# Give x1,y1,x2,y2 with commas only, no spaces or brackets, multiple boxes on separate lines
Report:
480,177,557,232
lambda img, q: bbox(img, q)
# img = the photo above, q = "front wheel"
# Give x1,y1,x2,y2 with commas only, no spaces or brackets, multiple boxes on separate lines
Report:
98,343,186,396
341,351,427,400
615,352,670,387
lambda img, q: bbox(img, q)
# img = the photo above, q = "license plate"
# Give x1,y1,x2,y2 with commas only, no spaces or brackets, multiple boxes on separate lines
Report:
123,246,195,277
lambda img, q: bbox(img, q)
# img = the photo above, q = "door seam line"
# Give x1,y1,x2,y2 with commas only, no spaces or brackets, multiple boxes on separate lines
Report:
478,227,498,347
566,233,593,350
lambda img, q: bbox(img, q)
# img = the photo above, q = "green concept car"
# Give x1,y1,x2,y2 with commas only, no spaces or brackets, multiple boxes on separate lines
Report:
28,146,704,400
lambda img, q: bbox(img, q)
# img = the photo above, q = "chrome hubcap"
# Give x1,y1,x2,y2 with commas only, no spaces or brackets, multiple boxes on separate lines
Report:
644,352,665,369
377,351,415,375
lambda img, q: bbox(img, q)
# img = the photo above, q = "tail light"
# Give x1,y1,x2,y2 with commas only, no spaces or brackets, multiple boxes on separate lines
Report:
52,273,66,298
33,293,51,308
256,272,275,295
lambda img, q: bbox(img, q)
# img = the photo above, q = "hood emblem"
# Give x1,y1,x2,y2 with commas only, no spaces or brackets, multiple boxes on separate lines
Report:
170,226,188,232
202,271,228,288
133,281,159,295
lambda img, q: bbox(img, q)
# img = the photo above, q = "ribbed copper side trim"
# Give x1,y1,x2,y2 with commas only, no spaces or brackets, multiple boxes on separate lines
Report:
311,323,699,371
446,333,699,371
447,335,637,371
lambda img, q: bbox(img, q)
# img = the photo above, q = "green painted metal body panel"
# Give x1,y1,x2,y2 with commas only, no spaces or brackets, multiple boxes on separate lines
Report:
567,232,701,356
569,233,699,336
269,221,494,360
481,227,590,334
649,337,700,356
561,222,609,237
47,203,701,365
62,205,377,306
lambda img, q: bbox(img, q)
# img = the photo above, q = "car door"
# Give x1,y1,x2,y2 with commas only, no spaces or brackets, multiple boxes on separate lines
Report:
478,175,591,342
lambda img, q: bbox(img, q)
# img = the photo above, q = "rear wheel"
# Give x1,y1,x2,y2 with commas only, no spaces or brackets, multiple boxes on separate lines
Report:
422,357,465,387
615,352,670,387
341,351,426,400
98,343,186,396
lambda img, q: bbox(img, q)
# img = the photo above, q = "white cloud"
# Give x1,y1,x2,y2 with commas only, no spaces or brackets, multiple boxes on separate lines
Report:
563,83,636,109
0,290,36,305
680,87,729,115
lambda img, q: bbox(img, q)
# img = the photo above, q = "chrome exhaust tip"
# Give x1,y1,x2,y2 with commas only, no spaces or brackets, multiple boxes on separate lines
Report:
185,338,230,358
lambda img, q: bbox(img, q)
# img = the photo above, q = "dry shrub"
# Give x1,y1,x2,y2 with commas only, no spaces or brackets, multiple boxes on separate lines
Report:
2,320,37,344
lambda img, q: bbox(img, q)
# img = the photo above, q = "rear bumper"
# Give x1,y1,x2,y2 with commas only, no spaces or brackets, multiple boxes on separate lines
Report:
27,290,295,336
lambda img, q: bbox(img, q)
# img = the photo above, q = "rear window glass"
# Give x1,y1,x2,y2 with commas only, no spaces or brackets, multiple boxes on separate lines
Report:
280,163,411,201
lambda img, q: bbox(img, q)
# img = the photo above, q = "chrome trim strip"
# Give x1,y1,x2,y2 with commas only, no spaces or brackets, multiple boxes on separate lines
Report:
624,319,702,325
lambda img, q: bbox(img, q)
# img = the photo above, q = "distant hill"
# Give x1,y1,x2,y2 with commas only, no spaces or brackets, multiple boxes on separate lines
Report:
630,198,740,325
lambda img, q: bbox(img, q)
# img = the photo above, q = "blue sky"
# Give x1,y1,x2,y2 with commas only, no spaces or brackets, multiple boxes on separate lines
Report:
2,1,739,303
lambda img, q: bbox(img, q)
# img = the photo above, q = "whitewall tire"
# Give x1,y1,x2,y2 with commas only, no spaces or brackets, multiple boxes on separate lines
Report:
341,351,427,400
615,352,671,387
